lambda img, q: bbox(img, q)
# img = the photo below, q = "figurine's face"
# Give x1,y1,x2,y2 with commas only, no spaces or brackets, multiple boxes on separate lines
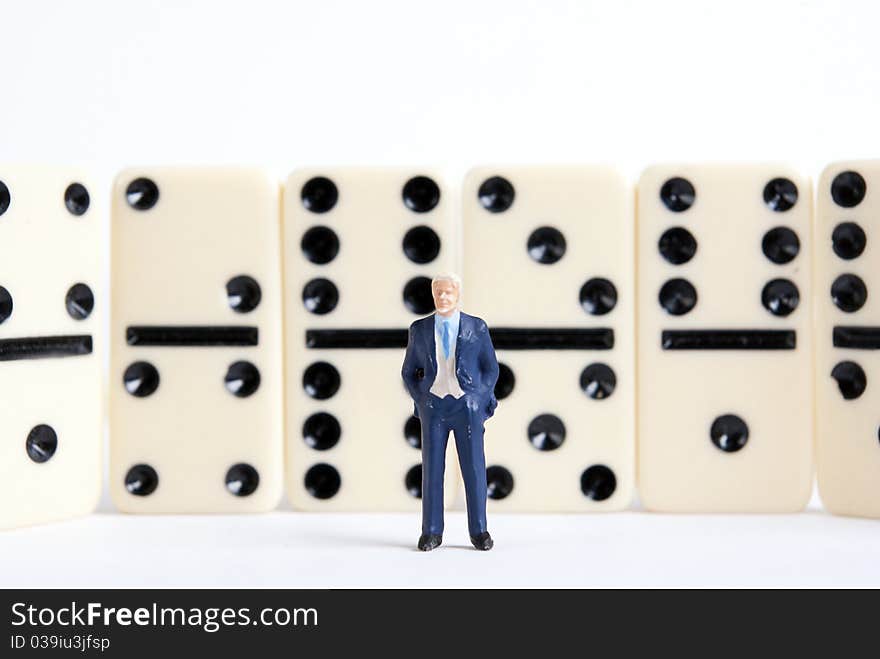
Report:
432,280,460,316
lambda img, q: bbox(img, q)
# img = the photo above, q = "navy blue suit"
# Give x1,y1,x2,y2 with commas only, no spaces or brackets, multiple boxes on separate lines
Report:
401,311,499,537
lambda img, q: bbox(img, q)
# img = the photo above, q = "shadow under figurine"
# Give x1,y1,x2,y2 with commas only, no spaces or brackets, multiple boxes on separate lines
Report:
401,274,500,551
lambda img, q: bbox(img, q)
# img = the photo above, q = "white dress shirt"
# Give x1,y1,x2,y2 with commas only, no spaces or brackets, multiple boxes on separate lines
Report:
429,311,465,399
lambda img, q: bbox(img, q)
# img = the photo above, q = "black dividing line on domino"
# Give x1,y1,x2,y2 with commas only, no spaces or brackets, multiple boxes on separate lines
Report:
661,329,796,351
126,326,259,347
0,335,93,362
490,328,614,350
305,327,615,350
306,329,409,349
833,326,880,350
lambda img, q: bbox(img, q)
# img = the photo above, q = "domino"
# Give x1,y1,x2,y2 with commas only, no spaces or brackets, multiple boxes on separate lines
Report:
461,166,635,511
815,162,880,517
109,168,283,513
0,167,102,529
284,169,458,510
637,164,813,512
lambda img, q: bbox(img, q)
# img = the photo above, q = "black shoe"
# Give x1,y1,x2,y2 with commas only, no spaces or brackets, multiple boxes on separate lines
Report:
418,533,442,551
470,532,493,551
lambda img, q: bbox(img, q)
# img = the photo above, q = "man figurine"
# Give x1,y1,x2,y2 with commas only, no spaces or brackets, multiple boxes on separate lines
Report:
402,274,499,551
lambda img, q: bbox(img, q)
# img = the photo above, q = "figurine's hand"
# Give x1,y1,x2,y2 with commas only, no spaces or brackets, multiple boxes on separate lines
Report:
464,394,481,414
465,393,495,420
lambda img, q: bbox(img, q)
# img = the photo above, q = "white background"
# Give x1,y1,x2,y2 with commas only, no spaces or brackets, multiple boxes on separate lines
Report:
3,0,880,587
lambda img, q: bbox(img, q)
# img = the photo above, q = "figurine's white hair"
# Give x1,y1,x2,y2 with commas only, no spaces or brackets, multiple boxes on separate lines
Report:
431,273,461,290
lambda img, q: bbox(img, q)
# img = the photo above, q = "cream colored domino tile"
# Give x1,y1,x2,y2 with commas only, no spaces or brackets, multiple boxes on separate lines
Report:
110,168,283,513
462,166,635,512
284,169,459,511
815,161,880,518
637,164,813,513
0,167,103,529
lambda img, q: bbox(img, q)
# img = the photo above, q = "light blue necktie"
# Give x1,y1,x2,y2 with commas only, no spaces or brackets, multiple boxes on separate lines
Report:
441,320,452,359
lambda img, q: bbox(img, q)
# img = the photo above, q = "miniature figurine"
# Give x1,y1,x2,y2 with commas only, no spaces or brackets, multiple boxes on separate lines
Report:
402,274,500,551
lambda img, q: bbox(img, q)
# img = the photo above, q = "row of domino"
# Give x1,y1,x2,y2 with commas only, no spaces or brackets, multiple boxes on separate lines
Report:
0,162,876,531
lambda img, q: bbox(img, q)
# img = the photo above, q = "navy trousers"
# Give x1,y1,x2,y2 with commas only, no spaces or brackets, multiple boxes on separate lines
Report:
419,393,488,537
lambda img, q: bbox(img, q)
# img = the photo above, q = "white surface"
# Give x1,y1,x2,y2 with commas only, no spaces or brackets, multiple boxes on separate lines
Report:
3,500,880,588
2,0,880,584
4,0,880,175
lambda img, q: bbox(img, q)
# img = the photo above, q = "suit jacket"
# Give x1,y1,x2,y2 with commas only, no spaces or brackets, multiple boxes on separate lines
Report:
402,311,500,420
